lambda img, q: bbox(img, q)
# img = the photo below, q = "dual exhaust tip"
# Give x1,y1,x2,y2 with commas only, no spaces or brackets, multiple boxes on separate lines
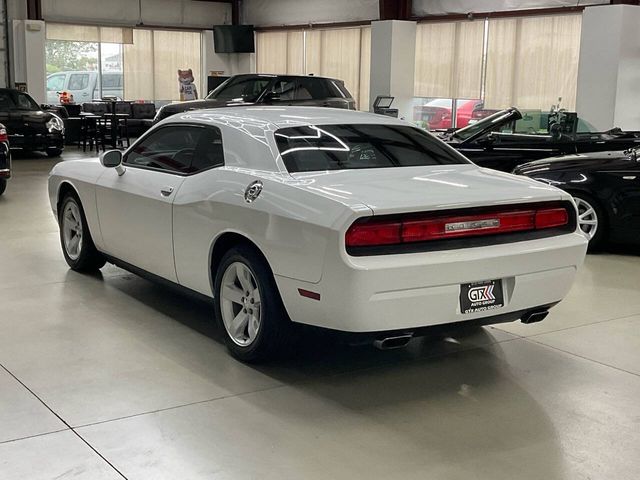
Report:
373,308,550,350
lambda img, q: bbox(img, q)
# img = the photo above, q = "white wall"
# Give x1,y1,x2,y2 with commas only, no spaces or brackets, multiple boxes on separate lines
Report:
242,0,378,26
413,0,606,16
41,0,230,28
576,5,640,130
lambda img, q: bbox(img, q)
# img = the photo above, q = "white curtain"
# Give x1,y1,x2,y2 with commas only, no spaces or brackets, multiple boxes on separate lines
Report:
46,23,133,44
414,20,484,99
123,28,201,102
484,14,582,110
255,26,371,110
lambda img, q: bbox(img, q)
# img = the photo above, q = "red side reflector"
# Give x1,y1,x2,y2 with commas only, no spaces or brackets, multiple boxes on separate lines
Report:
298,288,321,301
346,203,570,248
0,128,7,143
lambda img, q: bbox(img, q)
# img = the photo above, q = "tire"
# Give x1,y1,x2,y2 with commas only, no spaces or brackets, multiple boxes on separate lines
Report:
46,148,63,158
571,192,606,251
213,244,294,362
59,193,106,271
0,179,6,196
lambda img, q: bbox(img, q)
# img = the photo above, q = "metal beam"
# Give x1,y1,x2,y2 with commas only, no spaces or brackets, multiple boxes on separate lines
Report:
379,0,412,20
26,0,41,20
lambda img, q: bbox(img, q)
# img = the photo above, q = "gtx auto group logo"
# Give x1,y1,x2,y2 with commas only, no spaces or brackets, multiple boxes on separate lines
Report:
468,285,495,303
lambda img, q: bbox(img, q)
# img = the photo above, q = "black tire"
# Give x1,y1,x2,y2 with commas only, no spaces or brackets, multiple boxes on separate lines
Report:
571,192,606,251
0,179,6,196
46,148,63,158
213,244,294,362
58,193,106,272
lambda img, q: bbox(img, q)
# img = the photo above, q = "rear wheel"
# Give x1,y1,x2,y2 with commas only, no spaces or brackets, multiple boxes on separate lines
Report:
214,244,294,362
572,193,606,250
59,193,106,271
46,148,63,158
0,179,6,196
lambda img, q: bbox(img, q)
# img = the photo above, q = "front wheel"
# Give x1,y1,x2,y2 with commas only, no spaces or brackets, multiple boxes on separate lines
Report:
572,193,606,251
0,179,6,196
214,244,294,362
59,193,106,271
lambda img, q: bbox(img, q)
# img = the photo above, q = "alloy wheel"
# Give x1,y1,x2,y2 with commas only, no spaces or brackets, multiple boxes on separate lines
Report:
574,197,598,240
220,262,262,346
62,201,83,260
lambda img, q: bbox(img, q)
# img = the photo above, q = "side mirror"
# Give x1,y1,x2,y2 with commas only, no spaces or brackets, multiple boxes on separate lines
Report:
263,91,281,102
100,150,125,176
477,133,497,149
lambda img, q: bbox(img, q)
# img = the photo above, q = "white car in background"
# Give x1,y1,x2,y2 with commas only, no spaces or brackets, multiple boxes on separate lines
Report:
48,107,588,362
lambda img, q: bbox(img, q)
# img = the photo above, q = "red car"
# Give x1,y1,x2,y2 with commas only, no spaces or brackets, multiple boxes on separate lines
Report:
414,99,484,130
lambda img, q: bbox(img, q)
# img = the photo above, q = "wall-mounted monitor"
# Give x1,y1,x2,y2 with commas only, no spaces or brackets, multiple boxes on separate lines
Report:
212,25,255,53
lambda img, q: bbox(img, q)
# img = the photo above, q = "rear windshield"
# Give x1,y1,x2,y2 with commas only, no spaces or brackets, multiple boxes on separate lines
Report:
274,124,469,173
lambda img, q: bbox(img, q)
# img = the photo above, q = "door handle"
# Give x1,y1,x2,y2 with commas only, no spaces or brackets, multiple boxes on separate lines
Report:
160,186,174,197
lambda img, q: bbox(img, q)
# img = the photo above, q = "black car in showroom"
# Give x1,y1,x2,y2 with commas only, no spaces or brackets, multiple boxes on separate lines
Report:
154,73,356,122
514,150,640,249
0,123,10,196
441,107,640,172
0,88,65,157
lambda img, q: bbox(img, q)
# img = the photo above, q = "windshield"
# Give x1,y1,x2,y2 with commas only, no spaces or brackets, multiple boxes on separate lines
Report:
453,109,514,141
275,124,470,173
206,76,272,102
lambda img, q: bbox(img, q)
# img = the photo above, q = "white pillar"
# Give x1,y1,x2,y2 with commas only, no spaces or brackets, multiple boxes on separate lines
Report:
576,5,640,131
369,20,416,121
11,20,46,104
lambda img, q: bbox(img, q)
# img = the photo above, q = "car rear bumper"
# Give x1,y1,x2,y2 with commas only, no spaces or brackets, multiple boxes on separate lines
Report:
9,132,64,152
275,232,588,333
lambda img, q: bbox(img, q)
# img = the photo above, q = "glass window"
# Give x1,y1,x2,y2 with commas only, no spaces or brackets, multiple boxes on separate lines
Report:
275,124,469,173
0,92,12,110
47,74,65,92
14,92,39,110
125,125,223,174
208,76,271,102
271,79,297,101
68,73,90,90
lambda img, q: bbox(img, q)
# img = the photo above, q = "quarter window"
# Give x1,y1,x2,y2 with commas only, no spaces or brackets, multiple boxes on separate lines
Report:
47,75,65,92
125,125,224,174
68,74,89,90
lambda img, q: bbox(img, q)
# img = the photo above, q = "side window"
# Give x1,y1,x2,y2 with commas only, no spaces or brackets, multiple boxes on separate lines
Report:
124,125,223,174
47,75,65,92
271,79,297,101
102,74,121,88
296,78,342,100
0,92,13,110
68,74,89,90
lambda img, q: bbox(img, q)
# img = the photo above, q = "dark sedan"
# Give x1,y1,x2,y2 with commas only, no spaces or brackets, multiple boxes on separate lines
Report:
514,150,640,249
0,123,10,196
0,88,65,157
441,108,640,172
154,74,356,123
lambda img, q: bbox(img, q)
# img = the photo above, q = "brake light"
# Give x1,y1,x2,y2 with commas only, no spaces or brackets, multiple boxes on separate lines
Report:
0,128,7,143
345,204,571,248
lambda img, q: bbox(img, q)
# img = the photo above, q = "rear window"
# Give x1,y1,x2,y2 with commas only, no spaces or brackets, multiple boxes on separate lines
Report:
296,78,348,100
275,124,469,173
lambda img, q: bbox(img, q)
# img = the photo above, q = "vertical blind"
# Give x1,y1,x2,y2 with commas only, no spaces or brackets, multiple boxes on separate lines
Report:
255,27,371,111
485,15,582,110
414,21,484,99
414,13,582,110
123,29,201,101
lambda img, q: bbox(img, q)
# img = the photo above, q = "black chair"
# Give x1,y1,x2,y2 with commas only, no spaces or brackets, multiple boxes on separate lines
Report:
128,103,156,137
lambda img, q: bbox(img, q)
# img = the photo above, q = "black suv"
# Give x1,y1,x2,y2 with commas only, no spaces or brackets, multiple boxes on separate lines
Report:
154,74,356,123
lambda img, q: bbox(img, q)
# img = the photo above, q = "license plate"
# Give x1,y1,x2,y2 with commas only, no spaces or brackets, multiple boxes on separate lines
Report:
460,279,504,314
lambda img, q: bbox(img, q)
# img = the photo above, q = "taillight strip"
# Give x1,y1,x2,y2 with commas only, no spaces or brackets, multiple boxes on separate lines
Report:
346,203,571,248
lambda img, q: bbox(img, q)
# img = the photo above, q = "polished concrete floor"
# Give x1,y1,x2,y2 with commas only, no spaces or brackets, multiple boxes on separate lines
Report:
1,150,639,480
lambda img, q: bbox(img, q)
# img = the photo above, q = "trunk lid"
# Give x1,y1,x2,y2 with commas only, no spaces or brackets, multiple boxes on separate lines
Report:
290,165,565,215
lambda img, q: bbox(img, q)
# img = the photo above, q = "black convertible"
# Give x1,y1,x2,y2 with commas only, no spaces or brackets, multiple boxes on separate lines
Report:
441,108,640,172
514,150,640,249
0,88,65,157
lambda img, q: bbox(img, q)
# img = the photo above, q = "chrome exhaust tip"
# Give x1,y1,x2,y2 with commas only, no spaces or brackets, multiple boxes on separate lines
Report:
373,334,413,350
521,310,549,324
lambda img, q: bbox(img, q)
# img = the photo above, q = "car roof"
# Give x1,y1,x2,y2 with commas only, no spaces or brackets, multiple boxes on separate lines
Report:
230,73,343,82
170,106,409,130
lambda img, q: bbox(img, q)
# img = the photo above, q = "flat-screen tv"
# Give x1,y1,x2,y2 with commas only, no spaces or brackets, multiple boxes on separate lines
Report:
213,25,255,53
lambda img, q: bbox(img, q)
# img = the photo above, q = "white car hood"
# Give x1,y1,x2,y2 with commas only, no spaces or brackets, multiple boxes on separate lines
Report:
289,165,565,215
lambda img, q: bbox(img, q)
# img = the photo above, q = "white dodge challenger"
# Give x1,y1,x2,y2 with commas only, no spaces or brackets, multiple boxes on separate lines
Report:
49,107,588,361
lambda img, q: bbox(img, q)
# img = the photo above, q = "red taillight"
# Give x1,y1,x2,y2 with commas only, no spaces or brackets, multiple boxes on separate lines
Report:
0,128,7,143
345,204,570,248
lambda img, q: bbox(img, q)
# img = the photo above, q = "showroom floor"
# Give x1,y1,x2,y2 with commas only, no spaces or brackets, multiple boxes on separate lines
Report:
0,150,639,480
